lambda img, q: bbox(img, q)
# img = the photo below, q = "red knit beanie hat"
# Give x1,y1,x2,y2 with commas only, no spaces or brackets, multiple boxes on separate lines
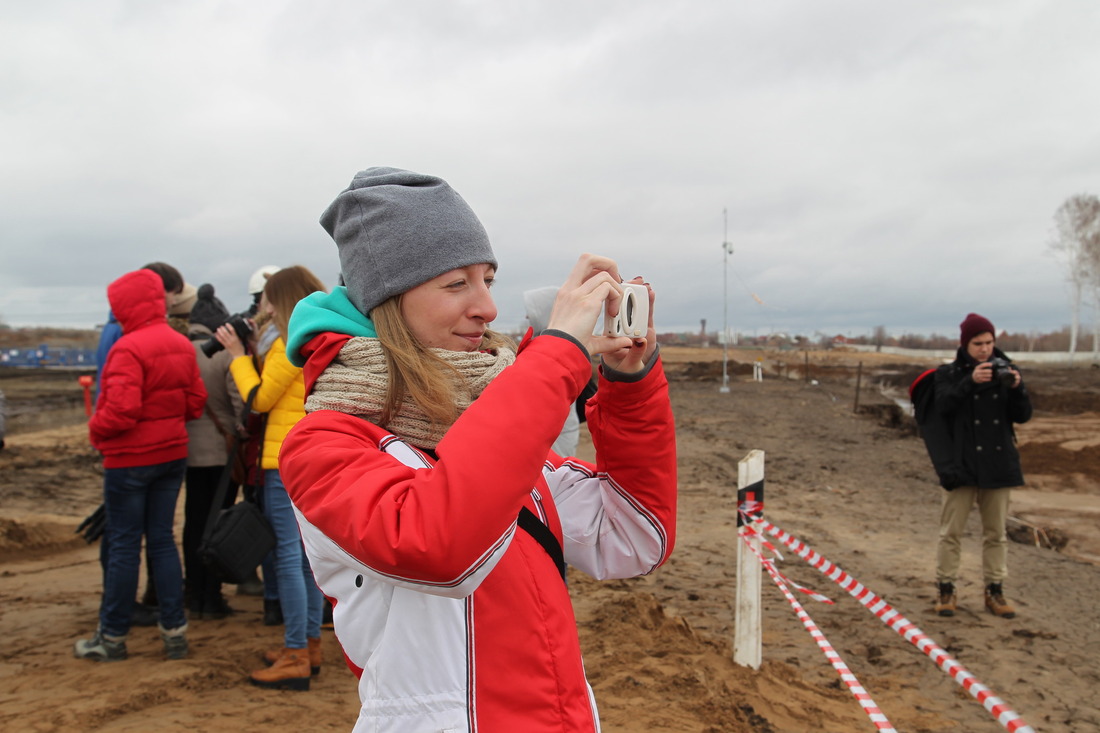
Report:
959,312,995,345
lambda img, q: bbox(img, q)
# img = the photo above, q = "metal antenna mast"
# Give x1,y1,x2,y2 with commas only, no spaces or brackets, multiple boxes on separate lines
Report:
721,208,733,393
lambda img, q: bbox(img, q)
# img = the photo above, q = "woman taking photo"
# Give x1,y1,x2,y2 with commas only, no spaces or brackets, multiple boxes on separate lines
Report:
214,265,327,691
279,167,677,732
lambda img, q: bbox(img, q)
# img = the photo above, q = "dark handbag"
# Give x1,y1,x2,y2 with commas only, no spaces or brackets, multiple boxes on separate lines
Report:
199,497,276,583
198,385,275,583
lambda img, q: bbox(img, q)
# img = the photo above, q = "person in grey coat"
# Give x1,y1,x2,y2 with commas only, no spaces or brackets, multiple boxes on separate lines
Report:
523,286,582,457
182,284,245,619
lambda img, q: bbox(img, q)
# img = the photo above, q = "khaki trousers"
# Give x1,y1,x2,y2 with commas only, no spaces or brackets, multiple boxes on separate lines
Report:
936,486,1013,585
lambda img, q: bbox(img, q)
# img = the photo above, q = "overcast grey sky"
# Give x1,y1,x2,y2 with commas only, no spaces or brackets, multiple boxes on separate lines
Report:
2,1,1097,339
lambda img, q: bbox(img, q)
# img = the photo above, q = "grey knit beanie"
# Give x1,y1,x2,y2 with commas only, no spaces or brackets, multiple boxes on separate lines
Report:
319,167,498,316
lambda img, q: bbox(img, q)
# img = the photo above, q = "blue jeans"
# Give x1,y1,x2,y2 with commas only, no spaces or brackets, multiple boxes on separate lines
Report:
263,469,323,648
100,458,187,636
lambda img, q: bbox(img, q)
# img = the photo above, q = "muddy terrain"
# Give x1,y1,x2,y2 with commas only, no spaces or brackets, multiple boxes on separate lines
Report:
1,349,1097,732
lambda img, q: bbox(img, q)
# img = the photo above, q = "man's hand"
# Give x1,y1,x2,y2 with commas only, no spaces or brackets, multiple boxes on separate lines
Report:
972,362,994,384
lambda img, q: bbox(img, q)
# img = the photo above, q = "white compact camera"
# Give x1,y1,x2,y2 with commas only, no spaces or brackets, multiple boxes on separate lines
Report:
602,282,649,338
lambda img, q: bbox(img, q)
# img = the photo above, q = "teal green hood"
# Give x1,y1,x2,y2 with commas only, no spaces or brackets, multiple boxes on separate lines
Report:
285,286,376,367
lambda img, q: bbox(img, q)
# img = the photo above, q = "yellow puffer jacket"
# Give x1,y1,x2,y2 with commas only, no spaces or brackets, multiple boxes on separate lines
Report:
229,337,305,470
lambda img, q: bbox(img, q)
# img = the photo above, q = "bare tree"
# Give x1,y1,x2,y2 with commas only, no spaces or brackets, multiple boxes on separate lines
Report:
1049,194,1100,358
1085,210,1100,356
871,324,887,352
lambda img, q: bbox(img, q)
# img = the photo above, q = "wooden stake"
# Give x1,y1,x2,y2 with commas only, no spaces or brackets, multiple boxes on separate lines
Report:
853,361,863,413
734,449,765,669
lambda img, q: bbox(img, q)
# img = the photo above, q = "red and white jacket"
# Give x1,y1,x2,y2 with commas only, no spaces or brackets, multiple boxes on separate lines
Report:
280,333,677,732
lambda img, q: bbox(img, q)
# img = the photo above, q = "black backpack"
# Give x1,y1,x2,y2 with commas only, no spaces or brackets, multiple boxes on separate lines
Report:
909,366,962,490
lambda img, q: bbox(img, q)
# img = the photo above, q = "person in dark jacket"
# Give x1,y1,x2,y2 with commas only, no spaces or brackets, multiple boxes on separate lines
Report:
74,269,207,662
932,313,1032,619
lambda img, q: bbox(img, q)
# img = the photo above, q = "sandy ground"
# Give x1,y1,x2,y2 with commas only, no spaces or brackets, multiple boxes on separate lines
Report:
1,349,1098,732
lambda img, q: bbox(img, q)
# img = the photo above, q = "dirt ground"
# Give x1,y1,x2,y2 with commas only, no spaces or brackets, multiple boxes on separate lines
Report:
1,348,1098,733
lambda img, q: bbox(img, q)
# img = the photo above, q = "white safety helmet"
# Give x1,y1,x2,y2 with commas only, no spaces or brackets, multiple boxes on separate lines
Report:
248,265,281,295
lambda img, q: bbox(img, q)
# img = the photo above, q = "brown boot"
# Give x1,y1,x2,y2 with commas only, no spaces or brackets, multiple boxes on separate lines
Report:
250,648,311,690
263,637,321,675
984,583,1016,619
934,582,957,617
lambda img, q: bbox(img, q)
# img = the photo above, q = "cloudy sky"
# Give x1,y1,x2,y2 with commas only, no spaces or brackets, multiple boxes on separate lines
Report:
2,1,1097,340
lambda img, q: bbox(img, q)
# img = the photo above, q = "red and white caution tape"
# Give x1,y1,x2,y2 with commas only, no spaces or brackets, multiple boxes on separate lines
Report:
781,574,835,605
749,516,1035,733
740,530,897,732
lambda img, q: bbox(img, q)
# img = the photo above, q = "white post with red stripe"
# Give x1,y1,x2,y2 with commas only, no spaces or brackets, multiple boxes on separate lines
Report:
733,450,765,668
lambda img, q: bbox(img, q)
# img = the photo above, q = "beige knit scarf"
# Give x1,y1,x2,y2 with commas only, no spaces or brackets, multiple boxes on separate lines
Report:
305,337,515,448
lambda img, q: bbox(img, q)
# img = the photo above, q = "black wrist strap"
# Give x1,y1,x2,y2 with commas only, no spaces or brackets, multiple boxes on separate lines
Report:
420,441,567,582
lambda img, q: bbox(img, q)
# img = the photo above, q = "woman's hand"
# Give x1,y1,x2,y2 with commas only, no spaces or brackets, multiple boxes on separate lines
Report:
214,323,249,359
546,254,657,372
600,278,656,374
547,254,629,354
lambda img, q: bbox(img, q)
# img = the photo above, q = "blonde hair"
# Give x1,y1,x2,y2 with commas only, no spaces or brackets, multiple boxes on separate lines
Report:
263,266,327,341
371,296,513,428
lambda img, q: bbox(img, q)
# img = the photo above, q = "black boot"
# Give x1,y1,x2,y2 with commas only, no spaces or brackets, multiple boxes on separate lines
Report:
200,591,234,620
131,600,159,627
263,599,284,626
236,568,264,596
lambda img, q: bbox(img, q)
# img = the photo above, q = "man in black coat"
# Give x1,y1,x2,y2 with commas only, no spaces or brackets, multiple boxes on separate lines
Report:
932,313,1032,619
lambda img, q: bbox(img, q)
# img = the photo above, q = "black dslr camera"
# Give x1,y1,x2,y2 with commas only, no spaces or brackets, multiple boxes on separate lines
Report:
987,357,1017,387
201,314,254,357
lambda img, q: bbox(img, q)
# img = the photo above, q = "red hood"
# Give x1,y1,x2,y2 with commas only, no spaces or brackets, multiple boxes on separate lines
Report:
108,270,166,333
299,331,354,396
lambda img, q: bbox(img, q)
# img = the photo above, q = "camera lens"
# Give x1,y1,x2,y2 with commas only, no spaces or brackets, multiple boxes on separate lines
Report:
200,337,224,358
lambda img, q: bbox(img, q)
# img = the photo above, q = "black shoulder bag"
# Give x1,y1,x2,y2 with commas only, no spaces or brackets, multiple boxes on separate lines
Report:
198,386,276,583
